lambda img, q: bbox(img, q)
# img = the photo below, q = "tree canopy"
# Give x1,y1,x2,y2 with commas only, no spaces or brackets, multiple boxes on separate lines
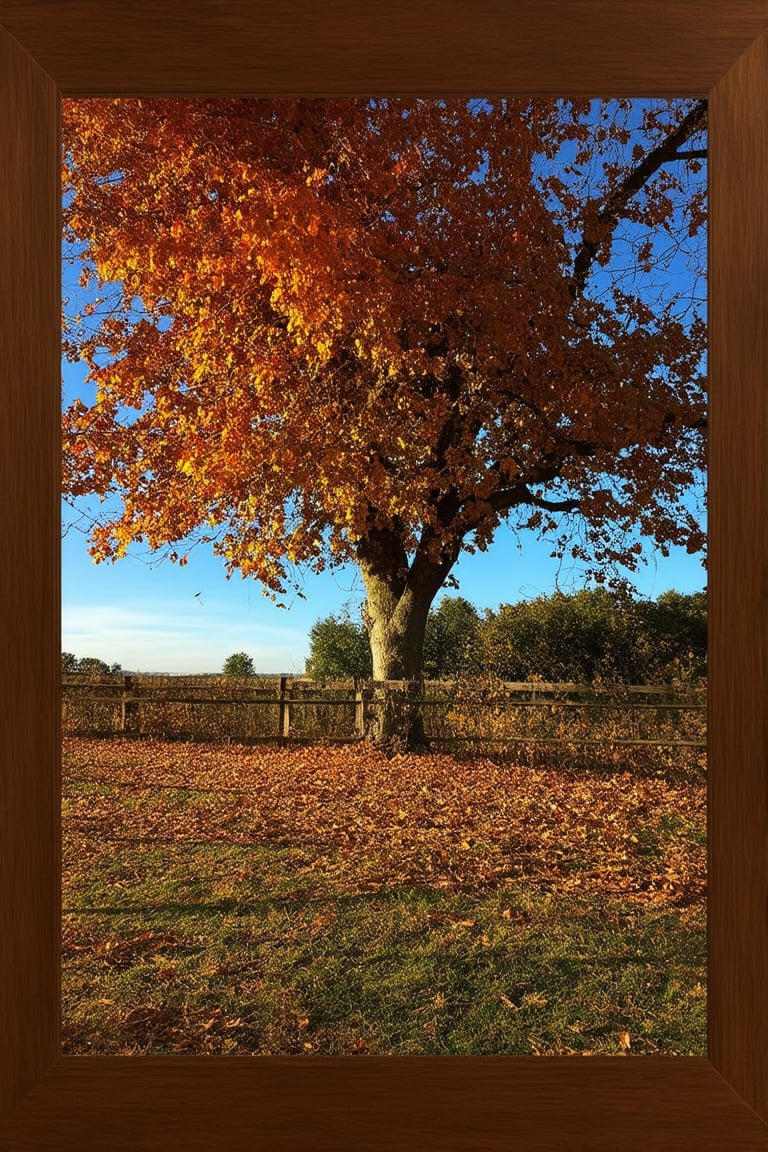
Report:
305,611,373,680
423,597,483,680
480,588,705,683
222,651,255,677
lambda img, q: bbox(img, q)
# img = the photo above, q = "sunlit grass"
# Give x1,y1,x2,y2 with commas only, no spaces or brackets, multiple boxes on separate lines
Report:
62,737,706,1056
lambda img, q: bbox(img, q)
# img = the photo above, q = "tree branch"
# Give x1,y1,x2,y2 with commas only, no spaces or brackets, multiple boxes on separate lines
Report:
488,482,580,516
569,99,708,300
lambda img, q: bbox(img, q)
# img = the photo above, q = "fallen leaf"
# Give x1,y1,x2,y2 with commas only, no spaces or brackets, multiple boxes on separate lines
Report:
524,993,548,1007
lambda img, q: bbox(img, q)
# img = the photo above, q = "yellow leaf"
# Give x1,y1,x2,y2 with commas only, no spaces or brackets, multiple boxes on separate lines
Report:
618,1031,631,1050
524,992,548,1007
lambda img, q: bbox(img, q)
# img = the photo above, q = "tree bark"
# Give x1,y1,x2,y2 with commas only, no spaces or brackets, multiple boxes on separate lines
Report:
357,529,446,749
362,569,433,748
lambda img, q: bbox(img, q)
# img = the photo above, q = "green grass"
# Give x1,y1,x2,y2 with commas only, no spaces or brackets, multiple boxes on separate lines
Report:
62,837,705,1056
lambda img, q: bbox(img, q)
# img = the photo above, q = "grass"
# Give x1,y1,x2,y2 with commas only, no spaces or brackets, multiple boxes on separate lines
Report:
62,736,706,1057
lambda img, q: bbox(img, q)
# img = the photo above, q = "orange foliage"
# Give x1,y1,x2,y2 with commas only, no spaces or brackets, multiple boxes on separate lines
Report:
62,98,707,598
63,737,705,907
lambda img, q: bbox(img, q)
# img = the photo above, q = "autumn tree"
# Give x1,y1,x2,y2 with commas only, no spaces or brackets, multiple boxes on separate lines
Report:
62,98,707,745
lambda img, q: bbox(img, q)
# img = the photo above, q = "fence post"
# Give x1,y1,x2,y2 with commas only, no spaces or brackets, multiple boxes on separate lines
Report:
353,678,365,737
120,675,138,734
278,676,291,741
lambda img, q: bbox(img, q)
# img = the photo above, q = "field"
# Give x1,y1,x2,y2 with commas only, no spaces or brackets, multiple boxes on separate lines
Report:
62,736,706,1056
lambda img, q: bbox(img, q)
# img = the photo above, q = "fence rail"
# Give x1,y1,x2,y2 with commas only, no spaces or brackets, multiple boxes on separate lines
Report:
61,674,707,749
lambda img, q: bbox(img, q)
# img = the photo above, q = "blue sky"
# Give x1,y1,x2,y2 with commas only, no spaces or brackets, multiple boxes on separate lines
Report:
62,518,706,675
61,100,707,675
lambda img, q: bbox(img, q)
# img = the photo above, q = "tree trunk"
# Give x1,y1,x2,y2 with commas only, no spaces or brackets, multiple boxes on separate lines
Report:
359,563,435,750
356,521,462,750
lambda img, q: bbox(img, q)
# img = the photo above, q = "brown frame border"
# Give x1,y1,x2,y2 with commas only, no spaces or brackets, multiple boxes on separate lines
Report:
1,3,767,1148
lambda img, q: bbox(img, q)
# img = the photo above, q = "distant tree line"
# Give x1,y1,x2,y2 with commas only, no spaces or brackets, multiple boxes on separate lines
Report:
61,653,123,676
305,589,706,685
62,652,261,677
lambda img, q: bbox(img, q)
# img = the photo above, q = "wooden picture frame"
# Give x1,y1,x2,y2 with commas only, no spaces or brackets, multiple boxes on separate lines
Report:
1,2,767,1148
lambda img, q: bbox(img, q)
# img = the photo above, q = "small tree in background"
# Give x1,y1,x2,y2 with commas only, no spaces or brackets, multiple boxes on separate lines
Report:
305,613,372,680
423,597,483,679
223,652,255,677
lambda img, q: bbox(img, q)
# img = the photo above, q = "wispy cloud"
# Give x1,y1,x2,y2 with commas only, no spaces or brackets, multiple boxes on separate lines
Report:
62,602,308,673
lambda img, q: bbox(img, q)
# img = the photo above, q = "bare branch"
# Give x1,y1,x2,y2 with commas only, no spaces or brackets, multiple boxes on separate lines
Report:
569,100,708,300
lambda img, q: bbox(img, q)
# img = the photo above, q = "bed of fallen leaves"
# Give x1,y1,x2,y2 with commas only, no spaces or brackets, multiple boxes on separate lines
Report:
63,736,705,907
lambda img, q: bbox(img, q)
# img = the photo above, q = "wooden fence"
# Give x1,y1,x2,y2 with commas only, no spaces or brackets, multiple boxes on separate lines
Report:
61,674,707,748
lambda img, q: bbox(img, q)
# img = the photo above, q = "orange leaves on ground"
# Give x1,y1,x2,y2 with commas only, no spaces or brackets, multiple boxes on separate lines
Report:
63,737,705,907
62,927,189,969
